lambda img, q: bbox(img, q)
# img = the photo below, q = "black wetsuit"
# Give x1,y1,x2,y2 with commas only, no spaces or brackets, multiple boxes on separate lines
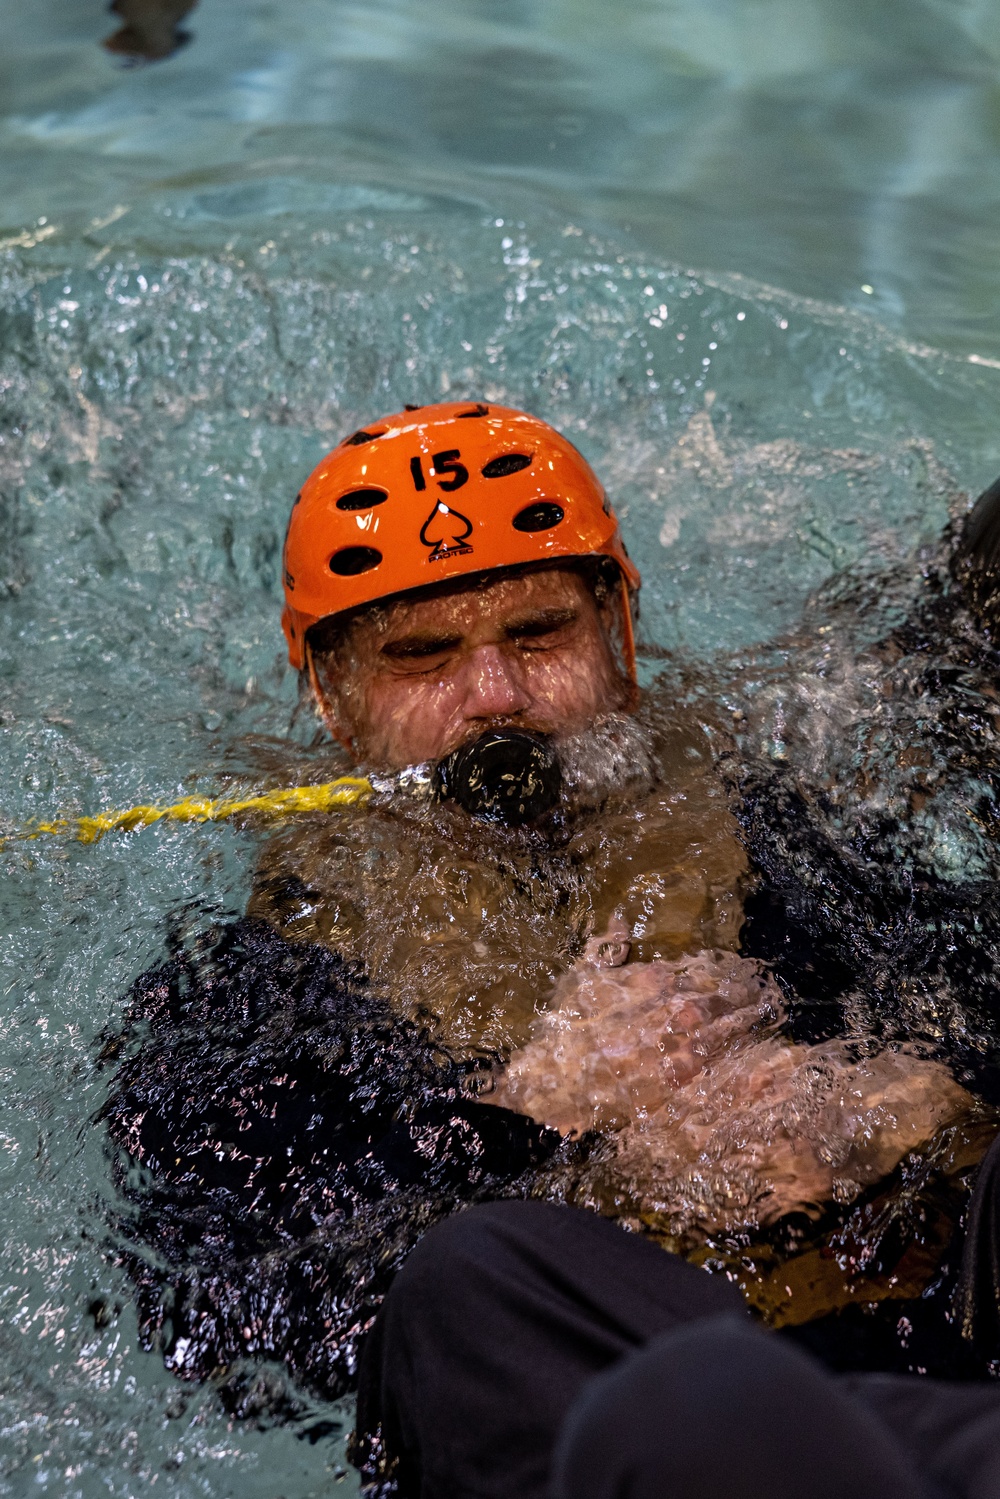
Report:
356,1198,1000,1499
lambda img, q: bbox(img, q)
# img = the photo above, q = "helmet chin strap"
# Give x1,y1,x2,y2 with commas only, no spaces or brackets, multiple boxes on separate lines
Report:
612,577,640,712
619,580,638,682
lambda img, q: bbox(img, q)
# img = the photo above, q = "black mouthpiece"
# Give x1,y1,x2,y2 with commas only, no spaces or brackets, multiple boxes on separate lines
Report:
433,730,562,827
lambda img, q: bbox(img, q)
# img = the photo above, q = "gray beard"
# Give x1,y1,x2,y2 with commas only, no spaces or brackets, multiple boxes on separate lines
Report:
553,712,657,812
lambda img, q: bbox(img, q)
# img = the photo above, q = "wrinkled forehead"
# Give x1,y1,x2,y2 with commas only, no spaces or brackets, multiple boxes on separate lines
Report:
324,562,604,653
384,565,593,630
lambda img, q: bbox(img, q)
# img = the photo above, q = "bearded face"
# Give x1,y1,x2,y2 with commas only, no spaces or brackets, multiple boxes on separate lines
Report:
308,564,634,771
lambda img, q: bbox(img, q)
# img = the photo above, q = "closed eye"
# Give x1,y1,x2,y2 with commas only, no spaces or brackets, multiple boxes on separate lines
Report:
381,633,463,661
505,608,577,643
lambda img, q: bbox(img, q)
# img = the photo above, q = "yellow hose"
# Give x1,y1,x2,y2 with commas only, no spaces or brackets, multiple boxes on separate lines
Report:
17,776,372,845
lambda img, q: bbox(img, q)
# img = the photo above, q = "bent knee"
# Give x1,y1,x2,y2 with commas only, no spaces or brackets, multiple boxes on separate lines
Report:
395,1198,557,1288
381,1201,539,1318
556,1318,925,1499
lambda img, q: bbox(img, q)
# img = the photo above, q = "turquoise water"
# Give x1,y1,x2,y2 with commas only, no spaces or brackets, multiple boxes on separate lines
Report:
4,2,1000,1494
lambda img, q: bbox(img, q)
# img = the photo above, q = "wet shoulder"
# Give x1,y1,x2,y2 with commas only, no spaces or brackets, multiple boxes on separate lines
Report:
247,801,590,1055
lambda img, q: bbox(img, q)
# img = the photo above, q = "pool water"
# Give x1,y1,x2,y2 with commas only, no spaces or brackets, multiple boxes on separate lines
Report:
5,2,1000,1494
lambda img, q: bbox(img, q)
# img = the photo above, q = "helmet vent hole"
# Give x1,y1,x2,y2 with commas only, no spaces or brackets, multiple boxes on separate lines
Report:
330,546,383,576
513,502,565,533
336,487,388,511
342,428,386,446
457,403,489,417
482,453,533,478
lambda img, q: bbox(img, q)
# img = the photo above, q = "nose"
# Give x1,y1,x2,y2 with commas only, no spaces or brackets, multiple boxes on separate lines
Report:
457,644,531,722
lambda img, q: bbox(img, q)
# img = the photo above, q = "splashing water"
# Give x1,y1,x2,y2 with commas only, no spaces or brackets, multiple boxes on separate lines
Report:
8,5,1000,1496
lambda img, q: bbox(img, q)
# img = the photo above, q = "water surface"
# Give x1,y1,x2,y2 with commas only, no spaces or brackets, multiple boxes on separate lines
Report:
4,2,1000,1494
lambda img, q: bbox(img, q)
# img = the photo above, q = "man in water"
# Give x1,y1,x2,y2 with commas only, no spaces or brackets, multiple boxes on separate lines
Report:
255,401,1000,1497
268,399,964,1230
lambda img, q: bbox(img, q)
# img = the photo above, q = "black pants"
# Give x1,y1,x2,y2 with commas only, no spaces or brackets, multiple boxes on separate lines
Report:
356,1200,1000,1499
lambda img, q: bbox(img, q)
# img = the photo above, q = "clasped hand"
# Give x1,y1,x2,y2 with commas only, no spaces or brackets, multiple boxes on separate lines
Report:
489,940,968,1233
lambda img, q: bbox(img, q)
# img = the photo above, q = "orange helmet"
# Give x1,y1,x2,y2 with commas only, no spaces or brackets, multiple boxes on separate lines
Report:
281,400,640,674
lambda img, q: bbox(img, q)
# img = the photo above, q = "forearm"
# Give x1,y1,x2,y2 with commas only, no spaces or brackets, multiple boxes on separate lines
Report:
488,948,779,1134
624,1043,969,1231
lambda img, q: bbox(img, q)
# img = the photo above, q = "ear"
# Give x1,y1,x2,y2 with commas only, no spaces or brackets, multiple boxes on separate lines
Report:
305,642,359,754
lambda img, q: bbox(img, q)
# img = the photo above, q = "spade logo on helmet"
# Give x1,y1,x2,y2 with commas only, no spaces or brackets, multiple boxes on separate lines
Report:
411,446,475,561
420,499,474,561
